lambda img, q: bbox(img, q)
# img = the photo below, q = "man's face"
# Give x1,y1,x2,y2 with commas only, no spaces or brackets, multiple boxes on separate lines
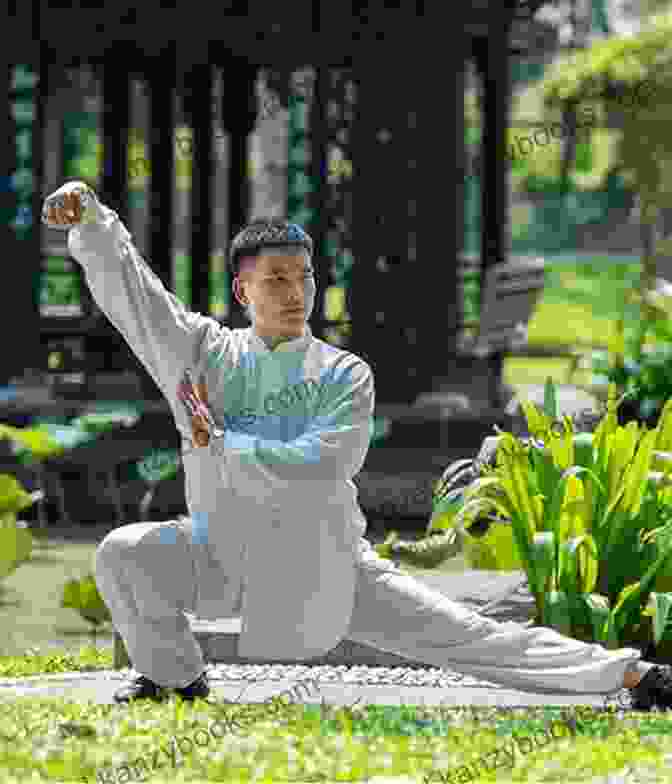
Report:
233,250,316,342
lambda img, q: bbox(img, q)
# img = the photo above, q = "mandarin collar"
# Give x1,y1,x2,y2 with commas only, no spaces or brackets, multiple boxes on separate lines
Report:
248,323,313,354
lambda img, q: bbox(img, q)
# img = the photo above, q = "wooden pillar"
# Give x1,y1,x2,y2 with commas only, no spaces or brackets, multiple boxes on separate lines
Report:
308,66,329,341
100,50,130,228
31,42,46,377
475,4,516,407
350,48,423,404
410,16,469,403
96,50,154,392
220,57,258,329
475,15,513,277
148,44,175,291
0,58,15,379
349,60,389,397
0,52,41,383
187,59,213,318
98,48,130,384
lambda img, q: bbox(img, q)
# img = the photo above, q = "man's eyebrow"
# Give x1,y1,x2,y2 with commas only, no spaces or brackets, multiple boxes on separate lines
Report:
265,266,314,274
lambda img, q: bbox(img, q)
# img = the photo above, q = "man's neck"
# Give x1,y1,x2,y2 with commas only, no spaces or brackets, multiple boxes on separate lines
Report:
257,329,305,351
264,336,286,350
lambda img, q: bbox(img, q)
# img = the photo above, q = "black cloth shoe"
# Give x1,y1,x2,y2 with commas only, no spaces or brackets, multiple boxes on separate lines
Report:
114,671,210,704
630,664,672,711
113,674,169,704
174,671,210,701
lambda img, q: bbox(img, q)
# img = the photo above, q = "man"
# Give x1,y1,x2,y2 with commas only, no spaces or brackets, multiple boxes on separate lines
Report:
42,180,672,710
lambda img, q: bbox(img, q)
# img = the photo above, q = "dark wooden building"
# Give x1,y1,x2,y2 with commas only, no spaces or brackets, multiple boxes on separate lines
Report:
1,0,554,406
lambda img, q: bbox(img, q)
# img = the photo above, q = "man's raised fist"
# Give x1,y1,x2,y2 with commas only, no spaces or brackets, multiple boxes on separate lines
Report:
41,181,96,230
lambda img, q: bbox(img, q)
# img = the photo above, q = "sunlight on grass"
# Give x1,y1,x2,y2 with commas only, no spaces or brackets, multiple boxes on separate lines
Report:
527,301,619,349
0,539,114,662
1,677,672,783
502,260,655,391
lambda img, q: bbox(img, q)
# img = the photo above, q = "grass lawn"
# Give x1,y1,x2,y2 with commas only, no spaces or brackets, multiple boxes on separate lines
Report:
0,533,114,663
502,260,651,393
4,687,672,784
3,259,672,782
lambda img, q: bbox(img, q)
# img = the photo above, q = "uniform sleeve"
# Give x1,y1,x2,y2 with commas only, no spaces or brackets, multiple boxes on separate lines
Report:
215,360,375,491
66,196,232,416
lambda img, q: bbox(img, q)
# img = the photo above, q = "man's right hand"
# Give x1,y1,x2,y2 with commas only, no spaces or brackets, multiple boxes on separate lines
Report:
41,182,93,229
178,371,217,448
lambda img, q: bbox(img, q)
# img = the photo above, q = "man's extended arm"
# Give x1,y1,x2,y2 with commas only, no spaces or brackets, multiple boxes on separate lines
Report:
43,182,233,423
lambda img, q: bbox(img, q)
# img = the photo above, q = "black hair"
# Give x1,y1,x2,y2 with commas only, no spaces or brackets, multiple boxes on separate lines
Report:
228,218,313,280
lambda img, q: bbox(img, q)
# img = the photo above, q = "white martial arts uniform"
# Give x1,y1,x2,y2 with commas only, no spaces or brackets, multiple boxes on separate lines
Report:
58,183,641,693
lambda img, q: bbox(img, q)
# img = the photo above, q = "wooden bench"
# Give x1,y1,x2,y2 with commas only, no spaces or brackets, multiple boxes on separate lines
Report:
454,254,605,409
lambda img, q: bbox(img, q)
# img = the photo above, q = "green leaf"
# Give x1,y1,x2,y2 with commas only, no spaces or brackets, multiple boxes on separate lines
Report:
137,448,181,483
0,524,33,580
644,592,672,645
391,530,461,569
528,531,557,598
0,474,40,516
373,531,399,562
62,573,111,627
611,581,646,638
573,433,595,471
13,522,32,565
463,521,524,571
574,140,593,173
528,445,561,520
636,523,672,601
0,424,64,462
543,590,573,636
71,407,140,433
543,376,559,420
430,492,464,520
61,578,81,609
582,593,619,646
558,534,599,595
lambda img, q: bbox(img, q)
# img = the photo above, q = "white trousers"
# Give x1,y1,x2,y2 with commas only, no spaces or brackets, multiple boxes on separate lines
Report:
94,516,641,693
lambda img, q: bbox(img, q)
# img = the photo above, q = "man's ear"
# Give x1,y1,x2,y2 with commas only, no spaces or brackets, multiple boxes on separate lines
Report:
232,276,247,306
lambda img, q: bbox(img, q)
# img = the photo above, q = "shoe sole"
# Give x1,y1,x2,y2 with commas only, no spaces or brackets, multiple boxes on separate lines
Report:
114,687,210,704
174,689,211,701
113,692,168,704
